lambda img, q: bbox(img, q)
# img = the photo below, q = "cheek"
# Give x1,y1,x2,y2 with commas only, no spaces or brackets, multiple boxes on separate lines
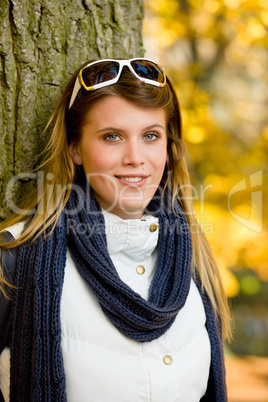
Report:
81,149,115,174
155,147,167,172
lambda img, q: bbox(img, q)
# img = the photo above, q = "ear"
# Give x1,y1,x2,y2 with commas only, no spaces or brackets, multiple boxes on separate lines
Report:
69,142,83,165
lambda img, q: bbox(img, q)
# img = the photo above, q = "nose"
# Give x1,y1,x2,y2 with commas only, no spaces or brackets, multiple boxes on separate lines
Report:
122,140,145,167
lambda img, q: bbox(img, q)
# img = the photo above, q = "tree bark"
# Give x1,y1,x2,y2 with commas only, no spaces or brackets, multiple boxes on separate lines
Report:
0,0,144,218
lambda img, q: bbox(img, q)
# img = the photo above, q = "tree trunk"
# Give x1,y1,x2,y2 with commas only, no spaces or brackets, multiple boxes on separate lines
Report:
0,0,144,218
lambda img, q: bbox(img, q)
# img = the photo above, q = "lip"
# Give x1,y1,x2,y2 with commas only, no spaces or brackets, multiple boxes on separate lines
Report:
115,175,149,188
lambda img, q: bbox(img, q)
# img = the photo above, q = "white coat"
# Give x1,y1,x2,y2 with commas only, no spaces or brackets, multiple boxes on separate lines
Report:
0,212,211,401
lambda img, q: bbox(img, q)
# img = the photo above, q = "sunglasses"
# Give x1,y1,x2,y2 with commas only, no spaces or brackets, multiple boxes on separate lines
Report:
69,58,166,109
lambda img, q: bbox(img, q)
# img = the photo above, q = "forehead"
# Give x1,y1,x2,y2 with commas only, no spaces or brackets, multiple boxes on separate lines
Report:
84,95,167,127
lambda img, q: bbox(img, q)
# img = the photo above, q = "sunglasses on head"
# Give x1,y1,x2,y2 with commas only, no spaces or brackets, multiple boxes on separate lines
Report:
69,58,166,109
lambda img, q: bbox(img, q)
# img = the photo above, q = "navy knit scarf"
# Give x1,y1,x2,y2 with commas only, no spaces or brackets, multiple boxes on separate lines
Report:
9,184,226,401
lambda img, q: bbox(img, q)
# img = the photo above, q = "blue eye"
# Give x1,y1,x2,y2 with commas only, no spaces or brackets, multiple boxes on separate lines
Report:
105,134,119,141
144,133,158,141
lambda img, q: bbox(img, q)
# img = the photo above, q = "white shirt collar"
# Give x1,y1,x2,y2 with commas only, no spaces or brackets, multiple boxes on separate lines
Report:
102,210,159,262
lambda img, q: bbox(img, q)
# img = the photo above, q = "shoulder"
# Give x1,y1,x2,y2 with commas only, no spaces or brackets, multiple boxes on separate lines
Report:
0,224,24,354
0,222,25,274
0,223,25,289
2,222,25,240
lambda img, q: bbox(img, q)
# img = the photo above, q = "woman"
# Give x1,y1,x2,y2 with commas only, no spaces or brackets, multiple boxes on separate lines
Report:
0,58,231,401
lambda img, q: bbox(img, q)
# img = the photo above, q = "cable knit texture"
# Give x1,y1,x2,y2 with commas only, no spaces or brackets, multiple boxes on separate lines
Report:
9,184,226,401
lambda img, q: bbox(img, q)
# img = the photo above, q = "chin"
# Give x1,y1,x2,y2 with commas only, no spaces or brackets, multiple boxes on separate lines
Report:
112,202,146,219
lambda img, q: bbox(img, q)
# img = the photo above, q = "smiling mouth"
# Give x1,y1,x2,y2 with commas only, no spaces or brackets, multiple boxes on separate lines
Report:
116,176,145,182
115,176,149,186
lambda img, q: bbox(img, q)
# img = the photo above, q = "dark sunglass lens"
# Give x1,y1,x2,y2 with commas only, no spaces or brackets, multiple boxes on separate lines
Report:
131,60,164,83
82,61,120,87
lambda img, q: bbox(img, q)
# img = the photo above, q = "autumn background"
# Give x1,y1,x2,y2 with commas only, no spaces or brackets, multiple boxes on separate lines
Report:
0,0,266,399
143,0,267,400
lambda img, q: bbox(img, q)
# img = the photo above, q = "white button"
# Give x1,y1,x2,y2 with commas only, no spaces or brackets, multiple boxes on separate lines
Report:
136,265,145,275
163,355,173,365
149,223,157,232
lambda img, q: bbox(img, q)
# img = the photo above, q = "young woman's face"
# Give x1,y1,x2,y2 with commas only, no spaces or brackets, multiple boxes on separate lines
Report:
69,96,167,219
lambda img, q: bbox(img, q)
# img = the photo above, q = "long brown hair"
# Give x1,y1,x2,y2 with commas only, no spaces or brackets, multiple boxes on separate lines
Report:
0,60,231,339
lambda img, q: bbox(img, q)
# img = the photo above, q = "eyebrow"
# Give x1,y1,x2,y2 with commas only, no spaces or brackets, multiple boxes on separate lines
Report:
96,124,165,133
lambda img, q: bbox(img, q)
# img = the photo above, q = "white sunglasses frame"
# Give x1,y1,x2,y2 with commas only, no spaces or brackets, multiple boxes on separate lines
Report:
69,58,166,109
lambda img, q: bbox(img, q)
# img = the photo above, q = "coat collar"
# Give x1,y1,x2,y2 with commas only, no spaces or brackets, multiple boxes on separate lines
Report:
102,210,159,262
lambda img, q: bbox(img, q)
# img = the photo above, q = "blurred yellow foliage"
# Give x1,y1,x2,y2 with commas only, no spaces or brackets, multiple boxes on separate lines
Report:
204,0,221,14
260,11,268,25
186,126,207,143
144,0,268,297
246,18,267,41
218,265,240,298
